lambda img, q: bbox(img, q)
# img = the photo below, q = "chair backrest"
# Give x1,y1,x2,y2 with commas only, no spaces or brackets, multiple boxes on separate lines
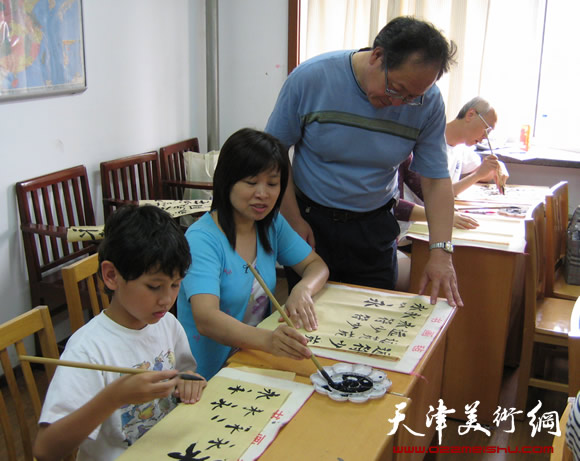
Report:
524,201,547,311
569,297,580,396
0,306,61,461
545,181,569,295
15,165,97,310
159,138,213,200
100,151,162,220
62,253,110,333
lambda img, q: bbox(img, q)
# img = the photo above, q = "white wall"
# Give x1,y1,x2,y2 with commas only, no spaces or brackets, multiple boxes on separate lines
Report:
218,0,288,143
0,0,207,339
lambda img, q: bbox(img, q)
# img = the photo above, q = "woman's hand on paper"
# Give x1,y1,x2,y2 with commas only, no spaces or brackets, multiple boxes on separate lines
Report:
283,284,318,332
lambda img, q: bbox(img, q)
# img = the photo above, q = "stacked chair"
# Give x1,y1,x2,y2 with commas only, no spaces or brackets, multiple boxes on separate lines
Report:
516,200,578,412
15,166,98,316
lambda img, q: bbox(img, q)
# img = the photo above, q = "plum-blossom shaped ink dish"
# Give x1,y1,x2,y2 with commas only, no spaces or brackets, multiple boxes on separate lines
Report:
310,363,392,403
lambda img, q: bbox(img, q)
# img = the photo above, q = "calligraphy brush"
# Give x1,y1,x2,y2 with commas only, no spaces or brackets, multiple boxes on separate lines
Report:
246,264,338,389
19,355,204,381
484,133,505,195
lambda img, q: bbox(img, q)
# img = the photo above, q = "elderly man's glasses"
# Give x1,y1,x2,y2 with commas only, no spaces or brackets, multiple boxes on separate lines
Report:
384,69,424,106
476,111,493,134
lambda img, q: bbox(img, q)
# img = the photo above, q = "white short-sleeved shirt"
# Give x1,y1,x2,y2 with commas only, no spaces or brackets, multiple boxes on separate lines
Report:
39,312,197,461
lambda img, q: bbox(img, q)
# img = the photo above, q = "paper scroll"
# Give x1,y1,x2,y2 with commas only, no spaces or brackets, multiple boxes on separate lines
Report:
117,368,313,461
258,284,454,374
66,200,211,242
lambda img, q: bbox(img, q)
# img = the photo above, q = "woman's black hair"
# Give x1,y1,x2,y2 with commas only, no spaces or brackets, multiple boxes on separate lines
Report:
211,128,289,253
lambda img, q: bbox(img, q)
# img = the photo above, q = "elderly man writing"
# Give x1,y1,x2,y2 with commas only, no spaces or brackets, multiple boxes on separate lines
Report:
396,97,509,230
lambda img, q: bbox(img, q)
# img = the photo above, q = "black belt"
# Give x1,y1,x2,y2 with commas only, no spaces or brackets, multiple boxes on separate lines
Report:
295,188,396,223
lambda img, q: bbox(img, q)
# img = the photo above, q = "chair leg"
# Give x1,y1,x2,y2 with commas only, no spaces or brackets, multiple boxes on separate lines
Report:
516,330,535,416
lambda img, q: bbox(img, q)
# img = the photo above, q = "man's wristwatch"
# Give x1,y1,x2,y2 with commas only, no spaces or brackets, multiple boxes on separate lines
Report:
429,241,454,254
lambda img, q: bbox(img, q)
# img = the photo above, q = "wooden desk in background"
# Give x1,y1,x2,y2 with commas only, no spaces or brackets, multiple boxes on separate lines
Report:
407,185,550,425
409,239,525,425
229,282,456,461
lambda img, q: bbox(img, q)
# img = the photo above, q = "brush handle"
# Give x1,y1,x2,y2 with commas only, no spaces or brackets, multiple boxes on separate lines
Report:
246,264,327,374
247,264,296,327
19,355,203,381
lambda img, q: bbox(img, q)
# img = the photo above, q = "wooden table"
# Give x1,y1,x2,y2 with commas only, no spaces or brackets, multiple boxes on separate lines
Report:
254,375,410,461
409,240,525,425
405,184,557,425
228,283,456,461
120,283,454,461
118,367,410,461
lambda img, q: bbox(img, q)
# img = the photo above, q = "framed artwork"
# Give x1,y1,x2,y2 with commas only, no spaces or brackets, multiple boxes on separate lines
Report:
0,0,86,102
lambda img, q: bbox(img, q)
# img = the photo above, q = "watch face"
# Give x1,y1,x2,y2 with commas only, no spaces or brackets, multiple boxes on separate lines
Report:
444,242,453,253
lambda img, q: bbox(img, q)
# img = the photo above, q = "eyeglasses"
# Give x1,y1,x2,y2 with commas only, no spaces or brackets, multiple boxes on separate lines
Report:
384,68,424,106
476,111,493,135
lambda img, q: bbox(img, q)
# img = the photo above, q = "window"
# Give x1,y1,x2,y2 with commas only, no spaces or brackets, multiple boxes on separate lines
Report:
534,1,580,151
288,0,579,153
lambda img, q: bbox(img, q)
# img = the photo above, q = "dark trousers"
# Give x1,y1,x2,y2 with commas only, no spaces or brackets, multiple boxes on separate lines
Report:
286,192,400,291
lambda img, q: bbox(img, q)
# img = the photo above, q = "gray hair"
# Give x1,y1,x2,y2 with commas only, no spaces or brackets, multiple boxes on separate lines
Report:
456,97,492,119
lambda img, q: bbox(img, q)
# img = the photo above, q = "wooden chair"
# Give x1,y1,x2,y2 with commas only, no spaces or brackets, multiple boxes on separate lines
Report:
545,181,580,301
16,166,98,315
159,138,213,200
62,253,110,334
569,297,580,396
0,305,74,461
100,151,162,220
551,299,580,461
516,200,578,412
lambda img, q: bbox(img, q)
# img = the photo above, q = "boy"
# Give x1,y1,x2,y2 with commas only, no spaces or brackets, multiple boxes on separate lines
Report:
34,205,205,461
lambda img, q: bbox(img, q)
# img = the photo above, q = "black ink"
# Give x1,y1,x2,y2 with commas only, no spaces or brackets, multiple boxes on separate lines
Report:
227,385,246,394
329,338,347,348
401,312,421,320
408,302,427,312
256,388,281,400
207,438,229,450
374,316,395,325
243,406,264,416
351,313,371,321
168,442,210,460
396,320,416,329
388,328,406,338
371,346,392,356
335,329,355,338
348,343,371,353
305,334,321,344
363,298,385,307
225,423,252,434
325,373,374,393
76,228,104,241
211,398,238,410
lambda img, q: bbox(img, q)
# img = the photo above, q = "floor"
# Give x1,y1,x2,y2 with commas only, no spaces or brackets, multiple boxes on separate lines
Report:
424,365,567,461
1,278,569,461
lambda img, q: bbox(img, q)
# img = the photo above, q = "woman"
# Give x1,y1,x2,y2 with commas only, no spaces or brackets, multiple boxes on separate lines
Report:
177,128,329,379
